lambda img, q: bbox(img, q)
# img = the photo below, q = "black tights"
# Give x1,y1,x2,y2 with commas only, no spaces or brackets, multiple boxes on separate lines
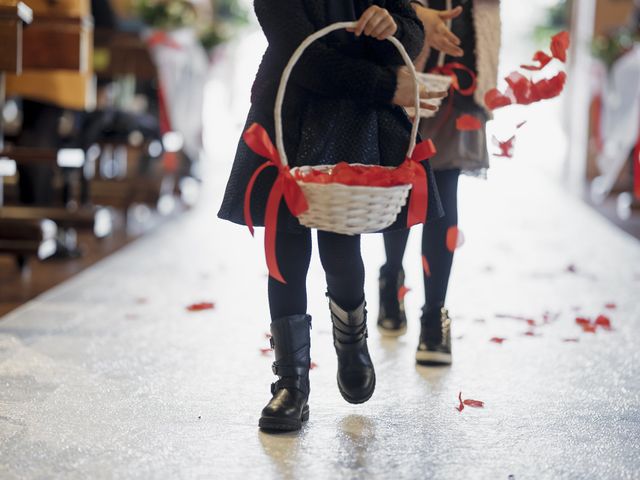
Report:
268,230,365,320
382,169,460,315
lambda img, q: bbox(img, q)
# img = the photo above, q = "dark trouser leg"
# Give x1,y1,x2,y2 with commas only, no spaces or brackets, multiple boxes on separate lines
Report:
318,231,375,404
268,229,312,319
261,229,312,432
422,169,460,321
317,231,364,310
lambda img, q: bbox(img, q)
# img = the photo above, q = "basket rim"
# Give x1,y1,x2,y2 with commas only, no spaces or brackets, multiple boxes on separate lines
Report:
290,164,413,192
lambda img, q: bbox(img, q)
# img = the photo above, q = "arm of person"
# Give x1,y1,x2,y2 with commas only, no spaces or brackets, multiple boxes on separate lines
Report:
356,0,426,66
410,1,464,57
255,0,398,105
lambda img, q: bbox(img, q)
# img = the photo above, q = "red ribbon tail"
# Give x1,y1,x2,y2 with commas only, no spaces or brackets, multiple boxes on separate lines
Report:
406,162,428,227
243,161,272,237
264,178,286,284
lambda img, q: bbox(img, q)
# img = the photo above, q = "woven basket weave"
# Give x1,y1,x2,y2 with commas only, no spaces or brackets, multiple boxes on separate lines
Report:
274,21,422,235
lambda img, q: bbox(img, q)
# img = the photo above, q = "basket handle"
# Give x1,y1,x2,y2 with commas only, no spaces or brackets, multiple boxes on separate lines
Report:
274,21,422,168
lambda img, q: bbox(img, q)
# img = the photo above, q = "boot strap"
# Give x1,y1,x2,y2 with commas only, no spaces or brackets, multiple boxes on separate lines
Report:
271,377,306,395
271,362,308,377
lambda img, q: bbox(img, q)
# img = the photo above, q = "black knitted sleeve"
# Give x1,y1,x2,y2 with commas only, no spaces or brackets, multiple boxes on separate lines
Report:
362,0,425,66
254,0,398,105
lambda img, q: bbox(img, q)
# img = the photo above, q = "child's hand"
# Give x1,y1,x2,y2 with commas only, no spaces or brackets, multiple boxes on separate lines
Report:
347,6,397,40
414,5,464,57
392,67,447,108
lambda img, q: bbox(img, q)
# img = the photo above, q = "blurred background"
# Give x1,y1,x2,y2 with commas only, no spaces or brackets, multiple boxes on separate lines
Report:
0,0,638,313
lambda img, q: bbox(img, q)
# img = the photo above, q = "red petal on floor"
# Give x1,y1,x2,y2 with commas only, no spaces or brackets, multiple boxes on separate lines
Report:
446,226,464,252
524,331,540,336
526,319,537,327
456,392,465,412
186,302,216,312
562,338,580,342
516,121,528,129
135,297,148,305
604,303,617,310
456,114,482,131
490,337,506,343
575,317,591,326
463,399,485,408
310,361,318,370
422,255,432,277
495,313,535,323
581,324,597,333
398,285,411,301
595,315,612,330
260,348,273,355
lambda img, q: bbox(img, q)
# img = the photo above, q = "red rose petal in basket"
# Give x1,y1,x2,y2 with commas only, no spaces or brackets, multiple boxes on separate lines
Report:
292,162,415,187
595,315,612,330
550,31,570,62
490,337,506,344
422,255,432,277
186,302,215,312
446,226,464,252
456,114,482,131
398,285,411,301
521,50,553,71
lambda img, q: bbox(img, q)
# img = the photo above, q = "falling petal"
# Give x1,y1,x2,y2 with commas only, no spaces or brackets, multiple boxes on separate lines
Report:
398,285,411,301
604,303,617,310
422,255,432,277
575,317,591,326
582,324,597,333
310,361,318,370
446,226,464,252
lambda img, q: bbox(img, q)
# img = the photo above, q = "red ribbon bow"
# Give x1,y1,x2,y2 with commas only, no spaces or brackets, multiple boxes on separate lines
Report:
243,123,309,283
401,139,437,227
428,62,478,133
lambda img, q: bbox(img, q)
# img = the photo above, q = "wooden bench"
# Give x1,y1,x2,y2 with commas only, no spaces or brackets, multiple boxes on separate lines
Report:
0,217,57,268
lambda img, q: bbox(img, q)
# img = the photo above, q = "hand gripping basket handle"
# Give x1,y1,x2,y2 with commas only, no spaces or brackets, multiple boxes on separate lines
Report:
274,21,421,168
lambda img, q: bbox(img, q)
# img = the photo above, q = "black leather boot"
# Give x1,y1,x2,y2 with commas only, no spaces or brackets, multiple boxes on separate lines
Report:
416,307,452,366
328,296,376,404
377,266,408,337
259,314,311,432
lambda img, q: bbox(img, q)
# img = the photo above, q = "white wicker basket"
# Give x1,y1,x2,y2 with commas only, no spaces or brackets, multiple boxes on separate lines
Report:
274,21,422,235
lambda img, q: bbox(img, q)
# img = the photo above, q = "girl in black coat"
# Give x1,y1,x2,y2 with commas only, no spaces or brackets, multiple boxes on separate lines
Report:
218,0,444,431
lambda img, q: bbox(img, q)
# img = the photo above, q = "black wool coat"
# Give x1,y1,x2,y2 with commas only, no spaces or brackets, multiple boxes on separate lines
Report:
218,0,443,231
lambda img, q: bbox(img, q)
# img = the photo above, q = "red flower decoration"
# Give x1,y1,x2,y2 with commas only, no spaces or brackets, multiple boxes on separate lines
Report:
456,114,482,131
186,302,215,312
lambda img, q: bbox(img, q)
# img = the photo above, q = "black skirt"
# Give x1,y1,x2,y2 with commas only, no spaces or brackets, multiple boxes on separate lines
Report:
217,102,443,233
